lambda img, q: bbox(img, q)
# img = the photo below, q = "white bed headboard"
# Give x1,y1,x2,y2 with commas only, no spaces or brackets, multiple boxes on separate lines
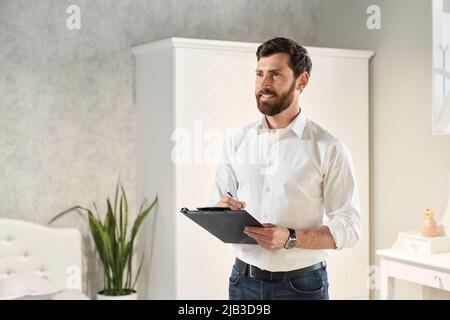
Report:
0,218,82,290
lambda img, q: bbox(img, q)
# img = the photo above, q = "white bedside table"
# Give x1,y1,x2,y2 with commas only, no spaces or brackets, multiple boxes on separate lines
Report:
376,248,450,299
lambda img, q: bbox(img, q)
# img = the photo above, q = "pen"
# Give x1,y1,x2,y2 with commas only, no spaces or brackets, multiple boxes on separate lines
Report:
227,192,234,199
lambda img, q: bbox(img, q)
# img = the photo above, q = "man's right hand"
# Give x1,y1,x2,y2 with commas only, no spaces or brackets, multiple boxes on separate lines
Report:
217,196,246,210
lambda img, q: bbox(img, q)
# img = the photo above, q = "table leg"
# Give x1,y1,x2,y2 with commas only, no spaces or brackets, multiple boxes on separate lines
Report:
418,286,433,300
380,259,395,299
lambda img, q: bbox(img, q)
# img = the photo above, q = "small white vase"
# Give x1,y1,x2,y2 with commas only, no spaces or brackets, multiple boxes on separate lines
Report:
96,291,138,300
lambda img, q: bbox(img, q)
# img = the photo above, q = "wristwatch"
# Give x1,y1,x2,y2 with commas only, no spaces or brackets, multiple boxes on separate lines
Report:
284,228,297,249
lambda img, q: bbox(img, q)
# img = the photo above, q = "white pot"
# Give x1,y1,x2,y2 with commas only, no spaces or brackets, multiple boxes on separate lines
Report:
96,291,138,300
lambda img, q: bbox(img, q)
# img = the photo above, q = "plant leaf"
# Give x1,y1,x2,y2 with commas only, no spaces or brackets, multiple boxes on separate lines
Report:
120,183,129,243
130,195,158,243
114,179,119,219
132,253,145,290
47,206,87,225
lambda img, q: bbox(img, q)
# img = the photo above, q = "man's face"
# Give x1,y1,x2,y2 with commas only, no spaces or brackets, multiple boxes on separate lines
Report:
255,52,297,116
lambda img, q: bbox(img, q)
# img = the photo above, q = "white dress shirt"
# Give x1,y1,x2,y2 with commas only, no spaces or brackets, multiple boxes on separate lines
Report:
209,110,361,272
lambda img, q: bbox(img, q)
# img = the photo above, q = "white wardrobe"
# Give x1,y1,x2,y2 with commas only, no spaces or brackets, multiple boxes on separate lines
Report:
133,38,373,299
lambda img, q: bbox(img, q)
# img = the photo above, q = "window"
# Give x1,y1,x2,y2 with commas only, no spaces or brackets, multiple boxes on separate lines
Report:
432,0,450,134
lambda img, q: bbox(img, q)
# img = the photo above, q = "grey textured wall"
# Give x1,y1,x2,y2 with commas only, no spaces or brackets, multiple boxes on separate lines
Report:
0,0,318,297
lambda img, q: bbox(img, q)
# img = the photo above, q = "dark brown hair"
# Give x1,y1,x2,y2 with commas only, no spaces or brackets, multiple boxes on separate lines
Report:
256,37,312,78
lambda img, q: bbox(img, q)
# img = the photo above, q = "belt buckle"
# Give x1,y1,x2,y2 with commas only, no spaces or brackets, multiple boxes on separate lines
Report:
248,265,256,278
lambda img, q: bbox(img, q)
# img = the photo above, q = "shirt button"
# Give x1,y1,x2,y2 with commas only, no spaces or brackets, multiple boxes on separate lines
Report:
265,186,271,192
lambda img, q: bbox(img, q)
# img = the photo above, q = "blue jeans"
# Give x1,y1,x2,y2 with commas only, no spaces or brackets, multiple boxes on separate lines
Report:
228,262,329,300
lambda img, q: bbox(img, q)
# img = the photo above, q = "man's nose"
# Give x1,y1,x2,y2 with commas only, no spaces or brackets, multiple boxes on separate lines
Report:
257,78,273,93
261,74,273,86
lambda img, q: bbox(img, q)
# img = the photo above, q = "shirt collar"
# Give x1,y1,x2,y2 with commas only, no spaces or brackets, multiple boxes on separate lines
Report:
258,109,306,138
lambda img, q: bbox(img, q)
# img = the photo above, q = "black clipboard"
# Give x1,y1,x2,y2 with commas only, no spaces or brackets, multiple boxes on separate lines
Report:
180,207,263,244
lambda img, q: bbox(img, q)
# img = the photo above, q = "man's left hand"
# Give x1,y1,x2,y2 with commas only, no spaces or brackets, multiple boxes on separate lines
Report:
244,224,290,250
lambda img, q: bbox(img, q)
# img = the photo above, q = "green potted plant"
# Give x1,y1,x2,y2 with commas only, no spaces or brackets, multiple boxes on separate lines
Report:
49,181,157,300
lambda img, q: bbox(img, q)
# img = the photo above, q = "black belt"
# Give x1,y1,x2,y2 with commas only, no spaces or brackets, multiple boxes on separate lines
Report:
235,258,326,281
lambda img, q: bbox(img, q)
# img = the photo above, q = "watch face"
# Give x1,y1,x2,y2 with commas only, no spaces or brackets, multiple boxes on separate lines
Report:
285,228,297,249
285,239,297,249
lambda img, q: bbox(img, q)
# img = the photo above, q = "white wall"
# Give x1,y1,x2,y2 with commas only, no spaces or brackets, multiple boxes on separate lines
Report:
315,0,450,299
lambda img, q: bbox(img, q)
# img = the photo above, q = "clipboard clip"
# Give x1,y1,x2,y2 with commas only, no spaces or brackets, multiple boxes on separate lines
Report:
180,207,232,214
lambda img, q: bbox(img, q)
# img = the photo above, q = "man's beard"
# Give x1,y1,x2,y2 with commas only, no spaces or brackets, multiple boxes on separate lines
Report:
256,81,296,116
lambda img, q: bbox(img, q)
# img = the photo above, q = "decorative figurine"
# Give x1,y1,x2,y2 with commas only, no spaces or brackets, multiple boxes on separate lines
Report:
420,209,440,237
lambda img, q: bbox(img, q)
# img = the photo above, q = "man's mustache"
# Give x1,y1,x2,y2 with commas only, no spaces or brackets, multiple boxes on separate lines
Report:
257,89,277,96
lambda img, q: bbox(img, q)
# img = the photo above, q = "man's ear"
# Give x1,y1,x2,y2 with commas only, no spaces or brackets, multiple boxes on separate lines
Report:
296,72,310,92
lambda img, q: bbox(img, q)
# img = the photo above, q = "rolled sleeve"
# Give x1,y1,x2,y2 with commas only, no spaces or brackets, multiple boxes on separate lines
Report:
322,142,362,250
